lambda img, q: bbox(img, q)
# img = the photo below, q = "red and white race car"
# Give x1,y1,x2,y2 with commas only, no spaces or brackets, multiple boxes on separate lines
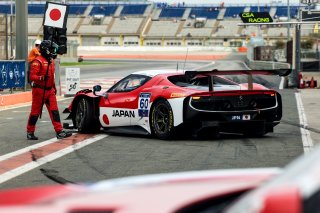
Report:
63,69,290,139
0,144,320,213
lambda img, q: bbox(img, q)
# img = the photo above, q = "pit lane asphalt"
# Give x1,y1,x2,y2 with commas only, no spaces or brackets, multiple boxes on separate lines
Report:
0,58,304,189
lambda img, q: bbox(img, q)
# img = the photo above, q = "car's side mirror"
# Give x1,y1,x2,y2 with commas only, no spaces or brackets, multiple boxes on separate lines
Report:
93,85,101,96
93,85,108,99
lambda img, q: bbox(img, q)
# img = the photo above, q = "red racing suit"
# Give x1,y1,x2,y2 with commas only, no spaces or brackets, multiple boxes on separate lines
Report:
26,55,63,133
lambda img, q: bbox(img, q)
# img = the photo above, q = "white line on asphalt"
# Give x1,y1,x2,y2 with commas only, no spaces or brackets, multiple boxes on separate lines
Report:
0,134,108,184
295,92,313,153
279,77,285,89
0,137,59,162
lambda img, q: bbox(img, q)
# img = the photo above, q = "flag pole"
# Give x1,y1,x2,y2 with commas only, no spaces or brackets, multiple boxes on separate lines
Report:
39,27,55,119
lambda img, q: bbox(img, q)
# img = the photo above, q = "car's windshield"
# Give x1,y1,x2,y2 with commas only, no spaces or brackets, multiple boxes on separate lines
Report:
108,74,151,92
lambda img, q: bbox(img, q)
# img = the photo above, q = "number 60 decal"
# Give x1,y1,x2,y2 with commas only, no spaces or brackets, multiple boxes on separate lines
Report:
140,98,149,109
138,93,151,117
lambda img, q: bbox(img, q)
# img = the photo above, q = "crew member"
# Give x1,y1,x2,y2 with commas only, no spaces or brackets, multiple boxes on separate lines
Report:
28,39,41,62
27,39,41,84
26,40,72,140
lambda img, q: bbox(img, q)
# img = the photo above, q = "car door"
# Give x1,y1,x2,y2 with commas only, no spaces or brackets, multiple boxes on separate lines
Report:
99,74,151,127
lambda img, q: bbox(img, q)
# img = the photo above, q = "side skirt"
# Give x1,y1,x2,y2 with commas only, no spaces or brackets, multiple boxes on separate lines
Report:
102,126,150,136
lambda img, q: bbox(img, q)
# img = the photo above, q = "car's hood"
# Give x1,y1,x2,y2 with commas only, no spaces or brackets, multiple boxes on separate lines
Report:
0,168,280,213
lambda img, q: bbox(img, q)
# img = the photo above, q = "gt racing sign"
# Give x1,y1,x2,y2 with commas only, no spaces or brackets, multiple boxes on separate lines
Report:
65,68,80,96
43,1,69,29
240,12,273,23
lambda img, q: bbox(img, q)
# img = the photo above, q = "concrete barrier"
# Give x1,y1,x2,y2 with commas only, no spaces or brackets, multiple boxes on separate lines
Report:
77,46,235,60
83,53,228,61
245,58,290,70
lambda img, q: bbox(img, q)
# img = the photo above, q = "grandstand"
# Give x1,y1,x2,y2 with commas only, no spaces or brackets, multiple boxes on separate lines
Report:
0,1,314,52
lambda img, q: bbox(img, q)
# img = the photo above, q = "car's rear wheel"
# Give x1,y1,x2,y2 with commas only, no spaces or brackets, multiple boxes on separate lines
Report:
74,98,100,133
150,99,174,139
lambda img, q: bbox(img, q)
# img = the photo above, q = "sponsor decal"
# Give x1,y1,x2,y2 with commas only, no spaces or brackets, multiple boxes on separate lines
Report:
170,93,186,98
138,93,151,117
112,110,135,118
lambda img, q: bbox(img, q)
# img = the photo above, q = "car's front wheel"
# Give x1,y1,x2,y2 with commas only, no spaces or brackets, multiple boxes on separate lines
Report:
150,99,174,139
74,98,100,133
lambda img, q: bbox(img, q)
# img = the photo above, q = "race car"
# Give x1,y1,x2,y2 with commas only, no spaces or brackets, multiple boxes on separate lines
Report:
63,69,290,139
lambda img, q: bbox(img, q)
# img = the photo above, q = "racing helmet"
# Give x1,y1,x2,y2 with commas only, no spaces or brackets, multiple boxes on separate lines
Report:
40,40,58,60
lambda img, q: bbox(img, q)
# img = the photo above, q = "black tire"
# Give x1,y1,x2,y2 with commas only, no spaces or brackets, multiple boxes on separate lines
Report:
150,99,174,139
74,98,100,133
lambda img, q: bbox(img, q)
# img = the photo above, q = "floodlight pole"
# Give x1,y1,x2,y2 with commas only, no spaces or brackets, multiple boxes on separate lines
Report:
5,13,8,60
293,11,301,87
258,0,261,37
10,0,13,57
15,0,28,90
317,40,320,70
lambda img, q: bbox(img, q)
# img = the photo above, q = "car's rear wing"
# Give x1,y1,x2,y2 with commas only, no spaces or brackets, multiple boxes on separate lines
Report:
185,69,291,78
184,69,291,91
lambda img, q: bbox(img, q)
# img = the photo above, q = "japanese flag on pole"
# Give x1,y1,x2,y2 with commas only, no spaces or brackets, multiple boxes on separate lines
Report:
43,2,69,29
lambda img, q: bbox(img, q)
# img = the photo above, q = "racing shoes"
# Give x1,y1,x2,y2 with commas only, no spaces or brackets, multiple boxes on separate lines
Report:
56,130,72,139
27,132,38,140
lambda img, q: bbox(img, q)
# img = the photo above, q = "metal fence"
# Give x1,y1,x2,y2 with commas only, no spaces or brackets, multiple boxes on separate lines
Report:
0,60,26,90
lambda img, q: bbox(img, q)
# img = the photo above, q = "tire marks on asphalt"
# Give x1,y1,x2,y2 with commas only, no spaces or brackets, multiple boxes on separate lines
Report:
39,168,75,184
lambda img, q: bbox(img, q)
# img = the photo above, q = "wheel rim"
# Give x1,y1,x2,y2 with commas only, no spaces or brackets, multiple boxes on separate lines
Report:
76,101,85,128
154,104,170,134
